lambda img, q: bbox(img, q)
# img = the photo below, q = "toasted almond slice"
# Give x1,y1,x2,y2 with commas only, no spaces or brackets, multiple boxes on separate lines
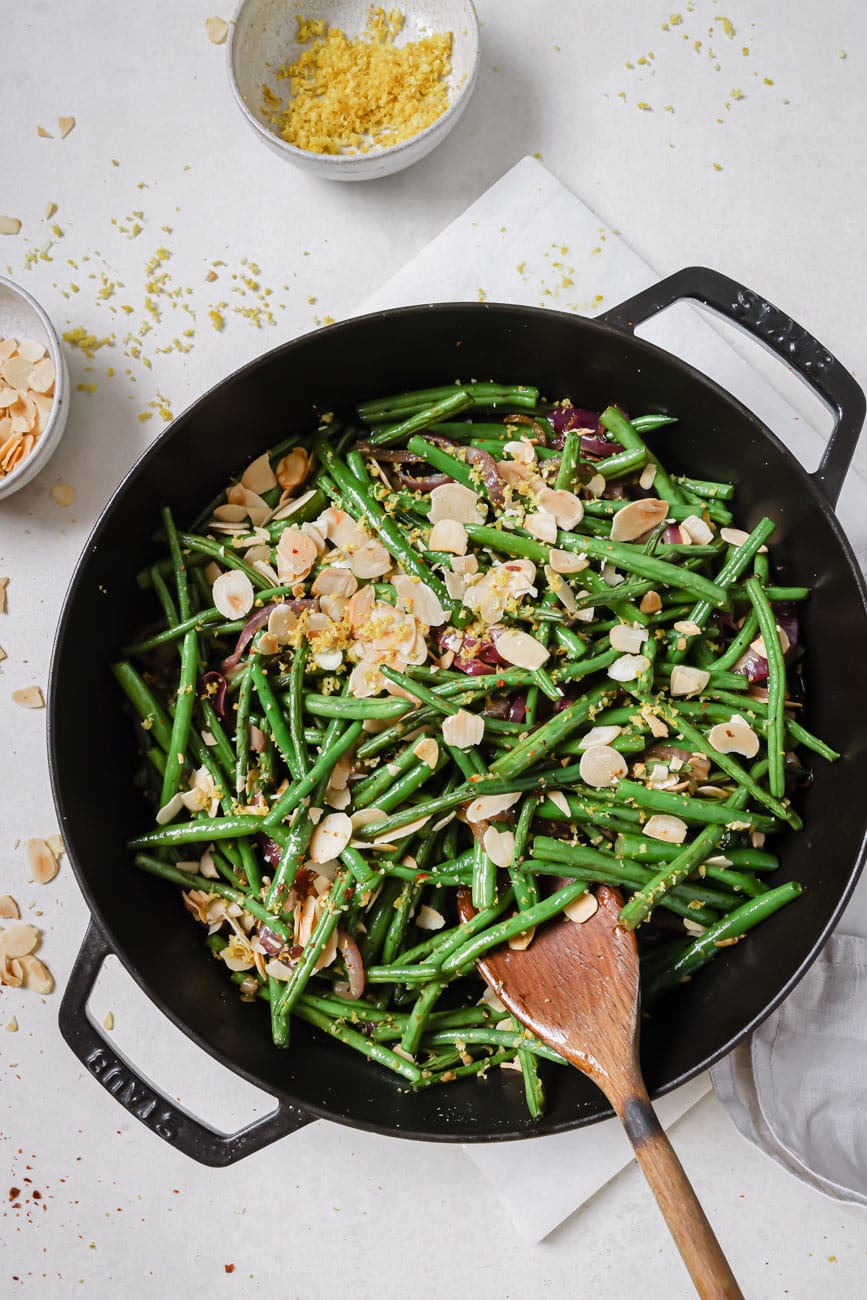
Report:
28,357,56,393
579,745,628,788
544,566,578,614
543,790,569,817
720,527,766,552
38,125,54,138
444,570,466,601
413,737,439,769
241,452,278,495
750,627,790,657
416,905,445,931
442,708,484,750
673,619,702,637
309,812,353,863
6,1016,18,1031
708,714,760,758
503,438,536,464
58,116,76,137
536,487,584,530
609,623,648,653
392,574,445,626
428,482,484,525
578,725,623,752
565,892,599,923
587,473,606,499
683,918,706,937
51,482,75,507
548,548,587,575
610,498,669,542
25,838,59,884
525,512,558,543
3,356,32,390
0,575,8,611
0,922,39,958
508,925,535,951
466,791,522,823
639,462,657,490
212,570,254,619
0,955,23,987
276,527,318,580
482,826,515,870
681,514,714,545
206,15,229,43
156,792,186,825
494,629,549,670
670,665,711,697
102,1010,116,1030
267,604,298,643
601,562,624,587
17,339,46,363
350,538,391,580
0,896,19,920
607,653,650,683
428,519,468,555
644,814,688,844
0,339,16,361
274,448,310,493
12,686,45,708
0,216,22,236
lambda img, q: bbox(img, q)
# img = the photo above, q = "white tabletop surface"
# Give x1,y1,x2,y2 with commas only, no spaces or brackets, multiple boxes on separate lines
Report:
2,2,867,1296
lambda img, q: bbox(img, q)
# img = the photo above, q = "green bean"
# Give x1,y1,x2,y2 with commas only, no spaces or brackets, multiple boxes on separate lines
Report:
286,640,310,780
745,576,787,798
437,879,588,975
615,777,780,833
177,532,272,591
599,406,683,503
644,882,804,1002
129,815,289,850
594,446,648,480
358,383,538,424
292,1000,423,1083
112,661,174,752
133,853,293,941
233,662,254,797
421,1027,566,1065
274,871,354,1023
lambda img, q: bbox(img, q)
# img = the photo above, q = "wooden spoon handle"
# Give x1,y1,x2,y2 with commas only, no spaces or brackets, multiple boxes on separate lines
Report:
619,1092,744,1300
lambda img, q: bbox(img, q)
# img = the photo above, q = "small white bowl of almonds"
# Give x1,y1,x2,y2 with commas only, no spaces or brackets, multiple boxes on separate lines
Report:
0,275,69,501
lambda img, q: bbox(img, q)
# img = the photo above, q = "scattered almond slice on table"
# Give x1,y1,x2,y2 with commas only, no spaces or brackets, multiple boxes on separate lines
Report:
12,685,45,708
51,482,75,507
26,838,60,884
206,15,229,44
57,116,75,138
0,216,21,235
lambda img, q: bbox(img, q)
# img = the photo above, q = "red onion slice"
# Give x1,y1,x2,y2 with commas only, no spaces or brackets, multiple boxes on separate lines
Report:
222,599,315,672
334,928,365,1000
256,923,285,957
465,445,506,507
260,836,283,870
733,647,769,683
200,670,227,717
395,470,452,492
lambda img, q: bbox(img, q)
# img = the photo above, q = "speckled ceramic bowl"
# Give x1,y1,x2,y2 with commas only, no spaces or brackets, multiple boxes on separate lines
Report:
0,275,69,500
227,0,480,180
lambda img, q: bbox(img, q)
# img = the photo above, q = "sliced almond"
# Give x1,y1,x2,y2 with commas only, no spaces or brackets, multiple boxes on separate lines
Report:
413,737,439,769
350,539,391,580
17,339,46,364
371,813,431,845
508,925,536,951
19,954,54,995
428,519,468,555
680,514,714,546
545,790,571,817
683,918,706,937
0,896,19,920
673,620,702,638
482,826,515,870
57,116,76,138
156,792,186,825
444,570,466,601
25,838,59,884
750,627,790,657
536,486,584,530
577,724,622,751
241,452,278,495
525,512,558,543
639,462,657,490
544,566,578,614
708,715,760,759
579,745,628,788
607,653,650,683
103,1011,116,1030
465,791,522,823
609,623,648,653
610,498,669,543
720,527,762,549
643,814,688,844
0,922,39,958
549,548,588,574
0,217,22,236
12,686,44,708
0,956,23,988
6,1016,18,1032
206,15,229,43
639,590,662,614
212,570,254,619
503,439,536,464
640,704,669,739
565,892,599,923
416,905,445,931
442,708,484,750
392,574,445,626
51,482,75,507
276,526,318,581
494,629,549,670
308,812,353,863
428,482,484,525
670,665,711,697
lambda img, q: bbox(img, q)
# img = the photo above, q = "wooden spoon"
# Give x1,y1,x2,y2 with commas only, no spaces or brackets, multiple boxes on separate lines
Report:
458,884,743,1300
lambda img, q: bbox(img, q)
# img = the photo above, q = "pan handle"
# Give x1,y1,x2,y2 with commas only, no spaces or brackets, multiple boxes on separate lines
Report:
599,265,866,508
58,922,313,1166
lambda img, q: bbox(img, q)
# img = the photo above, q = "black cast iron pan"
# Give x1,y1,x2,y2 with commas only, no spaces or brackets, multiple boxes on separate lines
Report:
50,267,867,1165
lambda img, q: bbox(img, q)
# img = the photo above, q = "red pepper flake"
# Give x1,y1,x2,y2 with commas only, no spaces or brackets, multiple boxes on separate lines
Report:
8,1187,20,1201
32,1190,42,1200
224,1264,235,1274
